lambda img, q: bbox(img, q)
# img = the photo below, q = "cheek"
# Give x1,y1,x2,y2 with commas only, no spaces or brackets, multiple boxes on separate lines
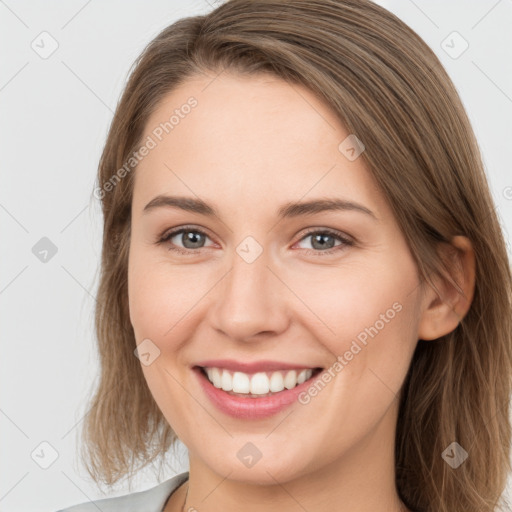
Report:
127,247,206,351
291,253,417,339
289,248,419,385
128,251,196,429
128,248,165,343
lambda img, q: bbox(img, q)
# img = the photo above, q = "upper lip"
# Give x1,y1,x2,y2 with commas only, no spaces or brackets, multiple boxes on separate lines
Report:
194,359,322,373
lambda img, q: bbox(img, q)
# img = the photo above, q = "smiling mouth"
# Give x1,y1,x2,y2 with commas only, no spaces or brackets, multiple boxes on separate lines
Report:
195,366,324,398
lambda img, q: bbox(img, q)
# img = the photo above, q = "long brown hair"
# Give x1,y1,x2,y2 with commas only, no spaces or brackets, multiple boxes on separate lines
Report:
80,1,512,510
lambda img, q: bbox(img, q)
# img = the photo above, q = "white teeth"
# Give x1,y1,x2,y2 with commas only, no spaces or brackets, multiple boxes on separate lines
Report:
203,367,314,395
232,372,250,393
221,370,232,391
269,371,285,392
250,372,270,395
297,369,308,384
211,367,222,388
284,370,297,390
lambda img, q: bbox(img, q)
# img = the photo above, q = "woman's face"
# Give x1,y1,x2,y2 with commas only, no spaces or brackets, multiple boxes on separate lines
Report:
128,72,425,484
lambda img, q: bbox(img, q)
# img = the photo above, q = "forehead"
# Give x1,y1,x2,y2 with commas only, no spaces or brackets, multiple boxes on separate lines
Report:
132,72,384,217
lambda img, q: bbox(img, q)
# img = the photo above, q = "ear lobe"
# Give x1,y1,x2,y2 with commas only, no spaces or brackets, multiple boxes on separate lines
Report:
417,236,476,341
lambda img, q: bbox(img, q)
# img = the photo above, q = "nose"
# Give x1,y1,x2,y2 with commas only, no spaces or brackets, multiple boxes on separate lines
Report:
207,246,290,342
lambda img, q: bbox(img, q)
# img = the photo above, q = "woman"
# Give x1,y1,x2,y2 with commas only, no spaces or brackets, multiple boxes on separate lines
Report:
56,0,512,511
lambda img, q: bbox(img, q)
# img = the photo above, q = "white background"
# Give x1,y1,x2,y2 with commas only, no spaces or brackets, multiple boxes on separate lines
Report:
1,1,511,510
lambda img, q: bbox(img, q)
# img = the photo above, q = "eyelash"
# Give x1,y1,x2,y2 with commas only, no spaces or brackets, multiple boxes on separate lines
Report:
156,225,354,257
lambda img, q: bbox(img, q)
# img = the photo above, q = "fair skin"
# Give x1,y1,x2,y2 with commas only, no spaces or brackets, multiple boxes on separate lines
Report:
127,72,475,512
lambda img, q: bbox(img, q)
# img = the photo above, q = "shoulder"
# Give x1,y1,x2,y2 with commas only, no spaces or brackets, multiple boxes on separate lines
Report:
55,472,189,512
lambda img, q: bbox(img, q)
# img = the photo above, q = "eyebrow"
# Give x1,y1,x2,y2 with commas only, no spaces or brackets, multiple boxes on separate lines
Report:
143,195,377,220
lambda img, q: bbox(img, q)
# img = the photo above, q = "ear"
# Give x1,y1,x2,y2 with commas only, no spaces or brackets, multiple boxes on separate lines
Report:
417,236,476,341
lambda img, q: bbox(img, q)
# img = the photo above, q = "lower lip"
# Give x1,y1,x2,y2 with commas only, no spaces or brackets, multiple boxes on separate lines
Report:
193,367,322,420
